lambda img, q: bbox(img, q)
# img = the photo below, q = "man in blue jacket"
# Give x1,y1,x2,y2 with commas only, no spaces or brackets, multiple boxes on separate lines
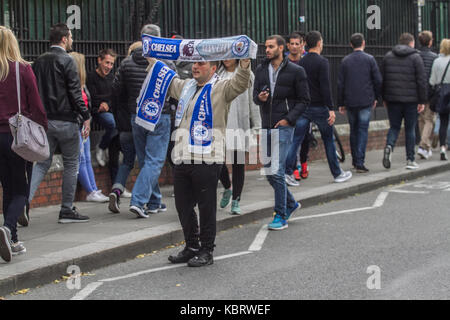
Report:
338,33,382,173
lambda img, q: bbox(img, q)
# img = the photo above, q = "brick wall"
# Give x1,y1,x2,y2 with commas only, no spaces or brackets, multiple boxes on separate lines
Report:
0,123,405,212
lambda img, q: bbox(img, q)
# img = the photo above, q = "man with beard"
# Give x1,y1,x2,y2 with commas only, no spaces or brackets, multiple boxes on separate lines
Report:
29,23,91,223
253,35,310,231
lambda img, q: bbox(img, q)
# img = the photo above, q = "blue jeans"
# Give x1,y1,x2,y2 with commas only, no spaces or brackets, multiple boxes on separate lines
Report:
78,133,98,194
93,112,118,150
347,106,372,167
112,132,136,193
286,107,342,178
386,103,418,161
262,126,297,219
131,114,171,209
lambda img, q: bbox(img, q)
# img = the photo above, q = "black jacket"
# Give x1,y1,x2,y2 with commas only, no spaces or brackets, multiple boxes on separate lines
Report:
32,46,90,123
337,51,383,108
86,71,114,115
111,48,175,132
381,45,428,104
419,46,438,100
253,58,310,129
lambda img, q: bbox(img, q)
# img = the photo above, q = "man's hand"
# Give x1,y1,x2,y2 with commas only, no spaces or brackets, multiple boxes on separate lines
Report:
99,102,109,113
338,107,346,115
383,101,388,108
274,119,290,128
328,111,336,126
82,120,91,139
373,101,378,109
258,90,270,103
240,58,251,69
418,104,425,114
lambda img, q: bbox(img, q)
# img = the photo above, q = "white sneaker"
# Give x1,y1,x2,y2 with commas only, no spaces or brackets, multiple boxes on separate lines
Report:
95,190,110,202
86,191,109,203
406,160,419,170
428,150,433,159
334,170,353,183
285,174,300,187
122,189,132,198
96,147,106,167
441,147,448,161
417,147,429,160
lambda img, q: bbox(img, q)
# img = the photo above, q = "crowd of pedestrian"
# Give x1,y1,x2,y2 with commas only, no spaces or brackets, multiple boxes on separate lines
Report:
1,22,449,265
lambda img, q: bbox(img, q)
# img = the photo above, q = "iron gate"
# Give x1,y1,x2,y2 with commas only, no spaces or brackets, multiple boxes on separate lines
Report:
2,0,449,115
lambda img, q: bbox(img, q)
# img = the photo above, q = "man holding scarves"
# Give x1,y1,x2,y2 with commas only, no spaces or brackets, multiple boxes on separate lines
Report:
138,34,254,267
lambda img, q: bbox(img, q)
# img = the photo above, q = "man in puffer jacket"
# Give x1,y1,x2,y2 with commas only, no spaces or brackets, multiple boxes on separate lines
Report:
382,32,427,171
108,26,175,215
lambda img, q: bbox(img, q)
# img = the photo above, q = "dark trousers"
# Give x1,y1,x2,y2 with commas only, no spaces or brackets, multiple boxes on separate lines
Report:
439,112,450,147
386,103,418,161
108,134,121,183
174,163,222,251
0,133,30,243
219,151,246,201
299,128,311,164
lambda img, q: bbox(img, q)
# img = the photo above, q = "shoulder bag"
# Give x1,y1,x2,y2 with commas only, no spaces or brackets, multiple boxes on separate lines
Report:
8,62,50,162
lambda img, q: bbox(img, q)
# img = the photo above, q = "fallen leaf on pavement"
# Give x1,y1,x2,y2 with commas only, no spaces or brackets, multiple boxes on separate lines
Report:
13,289,30,295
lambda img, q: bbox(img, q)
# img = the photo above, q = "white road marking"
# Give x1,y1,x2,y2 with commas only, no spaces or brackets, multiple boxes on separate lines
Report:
70,282,103,300
249,225,270,252
389,190,430,194
100,251,253,283
215,251,253,261
290,207,374,222
101,265,186,283
373,192,390,207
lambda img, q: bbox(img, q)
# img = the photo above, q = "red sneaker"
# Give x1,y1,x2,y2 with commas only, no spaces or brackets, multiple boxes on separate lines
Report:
300,163,309,179
293,169,301,181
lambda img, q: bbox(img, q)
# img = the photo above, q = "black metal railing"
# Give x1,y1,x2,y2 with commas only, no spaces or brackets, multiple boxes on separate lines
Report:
3,0,450,124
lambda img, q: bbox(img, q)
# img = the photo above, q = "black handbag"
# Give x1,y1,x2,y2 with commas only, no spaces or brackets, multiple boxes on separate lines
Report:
430,59,450,113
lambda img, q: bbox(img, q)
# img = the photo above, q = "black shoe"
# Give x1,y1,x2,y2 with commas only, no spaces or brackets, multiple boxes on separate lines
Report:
188,250,214,268
0,226,12,263
356,165,370,173
18,203,30,227
58,207,90,224
108,191,121,214
383,146,392,169
168,247,198,264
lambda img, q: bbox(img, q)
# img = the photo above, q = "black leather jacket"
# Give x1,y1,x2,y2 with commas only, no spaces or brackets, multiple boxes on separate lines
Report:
32,46,90,123
254,58,310,129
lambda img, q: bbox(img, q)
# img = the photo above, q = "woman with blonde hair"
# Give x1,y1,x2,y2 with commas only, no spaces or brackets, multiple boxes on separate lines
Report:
0,26,47,262
70,52,109,203
430,39,450,161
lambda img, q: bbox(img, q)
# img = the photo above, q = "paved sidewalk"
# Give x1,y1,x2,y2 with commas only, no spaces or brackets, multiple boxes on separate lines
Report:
1,149,449,295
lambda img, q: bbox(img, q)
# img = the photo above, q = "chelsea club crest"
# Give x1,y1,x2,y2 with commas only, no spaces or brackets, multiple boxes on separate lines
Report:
142,98,161,120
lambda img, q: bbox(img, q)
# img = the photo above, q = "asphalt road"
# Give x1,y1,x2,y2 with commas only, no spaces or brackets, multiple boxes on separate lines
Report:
5,172,450,301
